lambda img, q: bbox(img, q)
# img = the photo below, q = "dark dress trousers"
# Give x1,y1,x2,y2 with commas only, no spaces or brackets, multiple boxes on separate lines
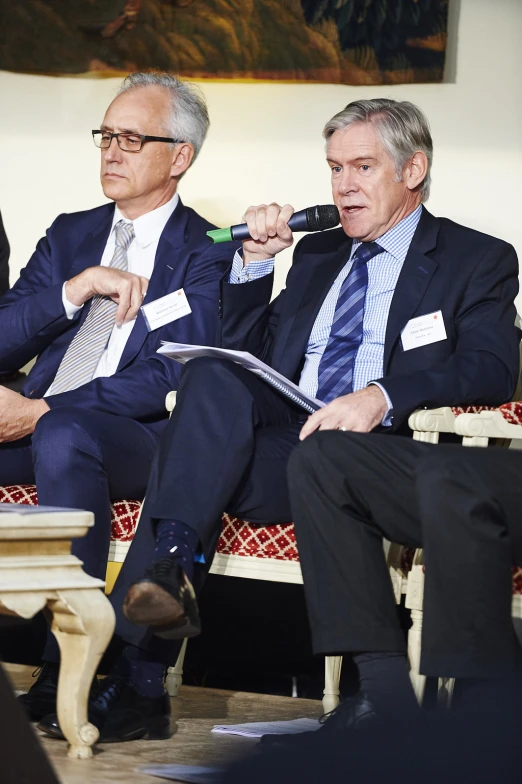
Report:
109,206,520,662
0,200,238,584
288,431,522,679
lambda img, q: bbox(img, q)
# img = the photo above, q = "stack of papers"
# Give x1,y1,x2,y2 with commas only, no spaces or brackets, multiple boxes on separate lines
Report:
211,718,320,738
0,503,81,514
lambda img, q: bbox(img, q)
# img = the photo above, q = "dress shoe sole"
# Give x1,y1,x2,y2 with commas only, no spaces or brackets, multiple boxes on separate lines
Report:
123,581,201,640
38,717,172,743
100,717,172,743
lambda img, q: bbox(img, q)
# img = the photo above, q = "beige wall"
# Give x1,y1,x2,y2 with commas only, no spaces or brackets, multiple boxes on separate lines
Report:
0,0,521,304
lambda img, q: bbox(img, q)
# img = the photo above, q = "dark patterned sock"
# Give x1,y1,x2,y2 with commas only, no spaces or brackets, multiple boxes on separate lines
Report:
353,651,419,715
154,518,199,582
121,645,166,699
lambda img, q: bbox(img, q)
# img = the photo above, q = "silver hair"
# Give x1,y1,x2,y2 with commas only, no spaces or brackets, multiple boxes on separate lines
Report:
117,71,209,162
323,98,433,201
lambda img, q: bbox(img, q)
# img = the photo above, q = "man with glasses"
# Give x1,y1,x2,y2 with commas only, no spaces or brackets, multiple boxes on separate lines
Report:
0,71,236,735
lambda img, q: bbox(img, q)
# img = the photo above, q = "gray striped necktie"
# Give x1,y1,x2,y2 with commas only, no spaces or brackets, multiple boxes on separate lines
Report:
47,220,135,395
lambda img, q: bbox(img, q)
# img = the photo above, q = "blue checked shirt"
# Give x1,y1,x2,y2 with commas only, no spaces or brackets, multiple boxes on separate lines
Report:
229,205,423,425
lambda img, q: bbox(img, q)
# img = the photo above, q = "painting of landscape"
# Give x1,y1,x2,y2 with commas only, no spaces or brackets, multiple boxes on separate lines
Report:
0,0,449,84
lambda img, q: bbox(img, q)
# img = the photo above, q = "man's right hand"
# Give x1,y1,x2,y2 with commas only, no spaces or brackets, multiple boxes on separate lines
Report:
65,267,149,326
241,203,295,266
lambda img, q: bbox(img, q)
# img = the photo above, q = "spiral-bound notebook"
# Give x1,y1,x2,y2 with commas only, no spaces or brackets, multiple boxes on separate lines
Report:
158,343,325,414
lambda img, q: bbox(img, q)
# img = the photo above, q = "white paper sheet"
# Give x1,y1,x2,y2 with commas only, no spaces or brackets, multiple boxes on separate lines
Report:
138,764,223,783
211,718,321,738
158,343,324,414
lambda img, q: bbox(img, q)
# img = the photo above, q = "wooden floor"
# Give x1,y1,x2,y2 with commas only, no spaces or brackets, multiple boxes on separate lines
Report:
5,663,323,784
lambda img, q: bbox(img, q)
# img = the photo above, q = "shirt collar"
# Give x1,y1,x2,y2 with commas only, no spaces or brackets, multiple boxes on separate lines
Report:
112,192,180,248
351,204,423,263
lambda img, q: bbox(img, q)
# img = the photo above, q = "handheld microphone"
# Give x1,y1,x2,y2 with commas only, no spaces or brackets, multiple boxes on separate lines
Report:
206,204,340,243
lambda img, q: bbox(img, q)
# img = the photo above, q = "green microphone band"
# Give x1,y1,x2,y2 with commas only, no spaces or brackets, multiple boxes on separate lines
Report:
206,227,233,243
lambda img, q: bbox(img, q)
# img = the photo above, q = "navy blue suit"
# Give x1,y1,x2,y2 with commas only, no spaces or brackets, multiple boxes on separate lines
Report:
0,200,238,595
110,206,520,662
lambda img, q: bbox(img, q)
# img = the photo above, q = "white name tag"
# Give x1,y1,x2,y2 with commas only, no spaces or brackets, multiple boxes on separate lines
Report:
141,288,192,332
401,310,447,351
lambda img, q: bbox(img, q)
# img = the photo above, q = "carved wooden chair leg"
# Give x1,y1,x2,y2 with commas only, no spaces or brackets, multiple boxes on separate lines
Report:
323,655,342,713
407,608,427,702
405,556,427,703
49,588,115,759
165,638,188,697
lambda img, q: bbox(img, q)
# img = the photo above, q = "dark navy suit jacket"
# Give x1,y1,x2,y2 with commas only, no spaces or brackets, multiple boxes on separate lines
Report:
219,207,520,432
0,200,238,435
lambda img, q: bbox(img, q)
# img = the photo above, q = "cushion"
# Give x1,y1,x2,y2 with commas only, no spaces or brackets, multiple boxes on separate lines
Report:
0,485,298,562
1,484,520,593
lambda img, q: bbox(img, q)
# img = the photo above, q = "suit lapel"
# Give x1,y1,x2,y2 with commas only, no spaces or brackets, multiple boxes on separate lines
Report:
117,201,188,370
383,208,440,372
274,236,353,379
69,206,114,280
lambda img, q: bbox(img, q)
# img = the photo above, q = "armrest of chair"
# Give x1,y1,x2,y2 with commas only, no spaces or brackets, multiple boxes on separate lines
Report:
408,407,457,443
455,403,522,441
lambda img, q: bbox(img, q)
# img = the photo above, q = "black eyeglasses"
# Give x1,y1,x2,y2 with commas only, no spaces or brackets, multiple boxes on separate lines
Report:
92,130,185,152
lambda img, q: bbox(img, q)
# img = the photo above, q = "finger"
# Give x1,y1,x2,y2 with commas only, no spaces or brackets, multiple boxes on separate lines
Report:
125,280,145,323
115,280,132,326
243,205,264,242
255,205,269,243
139,276,149,303
265,202,282,238
299,409,326,440
277,204,295,240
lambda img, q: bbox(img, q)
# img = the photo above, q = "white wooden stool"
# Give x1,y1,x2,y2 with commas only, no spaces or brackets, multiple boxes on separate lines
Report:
0,507,115,759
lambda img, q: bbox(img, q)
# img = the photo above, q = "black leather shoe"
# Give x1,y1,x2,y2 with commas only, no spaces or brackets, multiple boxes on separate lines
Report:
123,556,201,640
38,676,171,743
259,693,376,749
17,662,59,721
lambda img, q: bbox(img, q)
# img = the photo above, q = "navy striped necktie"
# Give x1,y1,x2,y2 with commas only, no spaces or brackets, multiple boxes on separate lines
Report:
316,241,384,403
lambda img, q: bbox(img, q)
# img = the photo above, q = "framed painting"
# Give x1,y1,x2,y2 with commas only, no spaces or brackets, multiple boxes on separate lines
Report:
0,0,449,84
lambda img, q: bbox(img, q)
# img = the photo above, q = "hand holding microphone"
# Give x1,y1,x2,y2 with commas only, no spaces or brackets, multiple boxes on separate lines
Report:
207,203,340,266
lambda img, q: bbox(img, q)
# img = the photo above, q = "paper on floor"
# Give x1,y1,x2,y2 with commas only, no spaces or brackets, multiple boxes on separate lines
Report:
211,718,321,738
139,764,223,783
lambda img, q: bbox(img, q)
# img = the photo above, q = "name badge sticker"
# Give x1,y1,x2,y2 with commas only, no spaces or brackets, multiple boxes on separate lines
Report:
401,310,447,352
141,288,192,332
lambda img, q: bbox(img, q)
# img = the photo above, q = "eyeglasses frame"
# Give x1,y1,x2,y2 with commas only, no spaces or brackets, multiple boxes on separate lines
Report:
92,130,185,152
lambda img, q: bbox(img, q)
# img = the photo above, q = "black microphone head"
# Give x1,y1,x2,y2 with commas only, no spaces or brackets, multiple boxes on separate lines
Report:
305,205,340,232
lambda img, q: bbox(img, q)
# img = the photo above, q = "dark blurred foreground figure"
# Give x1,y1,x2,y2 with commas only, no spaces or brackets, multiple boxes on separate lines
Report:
259,432,522,749
222,706,522,784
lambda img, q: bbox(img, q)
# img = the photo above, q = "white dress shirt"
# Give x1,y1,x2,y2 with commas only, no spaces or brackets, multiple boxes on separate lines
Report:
57,193,179,384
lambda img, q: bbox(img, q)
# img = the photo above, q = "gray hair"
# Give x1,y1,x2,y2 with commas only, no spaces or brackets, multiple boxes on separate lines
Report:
118,71,209,162
323,98,433,201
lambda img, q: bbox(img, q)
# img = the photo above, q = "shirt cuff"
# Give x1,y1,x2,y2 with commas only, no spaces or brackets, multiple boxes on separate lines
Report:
229,250,275,284
62,282,83,319
368,381,393,427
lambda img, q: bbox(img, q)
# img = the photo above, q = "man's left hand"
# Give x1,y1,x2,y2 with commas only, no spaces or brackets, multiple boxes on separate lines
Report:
299,386,388,440
0,387,50,442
